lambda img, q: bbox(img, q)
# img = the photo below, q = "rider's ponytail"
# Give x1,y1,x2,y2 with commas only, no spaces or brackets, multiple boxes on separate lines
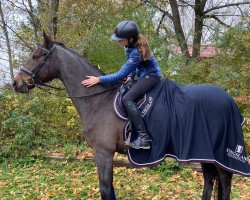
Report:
135,34,151,61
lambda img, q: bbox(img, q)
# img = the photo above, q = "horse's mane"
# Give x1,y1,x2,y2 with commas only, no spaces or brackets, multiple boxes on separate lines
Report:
55,42,106,76
55,42,121,89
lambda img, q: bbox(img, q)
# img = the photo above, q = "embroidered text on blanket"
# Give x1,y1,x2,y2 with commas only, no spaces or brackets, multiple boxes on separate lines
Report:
141,96,153,117
226,147,247,163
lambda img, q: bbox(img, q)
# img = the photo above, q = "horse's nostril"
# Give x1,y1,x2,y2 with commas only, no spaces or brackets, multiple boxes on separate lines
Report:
12,80,16,87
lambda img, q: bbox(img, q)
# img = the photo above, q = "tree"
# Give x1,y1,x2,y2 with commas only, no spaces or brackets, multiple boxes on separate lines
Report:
44,0,156,72
0,1,14,81
144,0,250,61
6,0,40,44
173,20,250,96
27,0,39,43
50,0,59,40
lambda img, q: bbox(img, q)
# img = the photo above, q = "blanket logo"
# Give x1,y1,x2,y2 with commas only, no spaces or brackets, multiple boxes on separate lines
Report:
141,96,153,117
226,145,247,163
235,145,243,153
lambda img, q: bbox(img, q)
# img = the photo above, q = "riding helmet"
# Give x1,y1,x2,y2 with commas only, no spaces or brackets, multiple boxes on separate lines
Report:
111,20,139,41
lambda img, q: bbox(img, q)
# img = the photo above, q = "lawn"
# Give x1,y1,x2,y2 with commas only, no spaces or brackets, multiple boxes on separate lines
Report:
0,155,249,200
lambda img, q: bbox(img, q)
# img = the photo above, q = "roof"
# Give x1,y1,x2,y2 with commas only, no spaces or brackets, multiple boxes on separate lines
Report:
170,44,218,58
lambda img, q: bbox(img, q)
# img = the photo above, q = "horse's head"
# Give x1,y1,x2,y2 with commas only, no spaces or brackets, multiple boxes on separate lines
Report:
13,32,60,93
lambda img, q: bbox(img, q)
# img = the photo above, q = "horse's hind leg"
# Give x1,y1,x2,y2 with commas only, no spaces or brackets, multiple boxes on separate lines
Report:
217,178,223,200
201,163,217,200
95,147,116,200
216,166,233,200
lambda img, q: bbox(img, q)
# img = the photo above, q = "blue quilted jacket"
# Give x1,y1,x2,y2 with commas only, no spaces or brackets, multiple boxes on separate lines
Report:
99,47,162,84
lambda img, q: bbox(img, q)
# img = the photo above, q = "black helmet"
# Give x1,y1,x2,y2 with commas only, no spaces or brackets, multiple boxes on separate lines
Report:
111,20,139,41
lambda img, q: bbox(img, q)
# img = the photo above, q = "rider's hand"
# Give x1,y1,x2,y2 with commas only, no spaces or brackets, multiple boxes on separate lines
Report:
123,76,132,84
82,76,100,87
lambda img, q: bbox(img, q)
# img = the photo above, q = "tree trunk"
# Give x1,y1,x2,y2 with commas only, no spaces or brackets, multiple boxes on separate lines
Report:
50,0,60,40
169,0,190,62
192,0,207,58
0,1,14,81
27,0,39,44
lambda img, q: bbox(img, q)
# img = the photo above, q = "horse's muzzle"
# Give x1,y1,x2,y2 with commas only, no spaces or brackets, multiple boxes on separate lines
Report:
12,80,29,93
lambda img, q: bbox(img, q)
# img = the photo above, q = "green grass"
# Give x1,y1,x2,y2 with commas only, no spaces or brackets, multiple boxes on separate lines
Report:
0,158,97,199
0,158,249,199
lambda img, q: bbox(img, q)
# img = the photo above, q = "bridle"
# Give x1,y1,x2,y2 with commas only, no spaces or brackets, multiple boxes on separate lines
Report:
20,44,57,79
19,44,62,90
18,43,121,98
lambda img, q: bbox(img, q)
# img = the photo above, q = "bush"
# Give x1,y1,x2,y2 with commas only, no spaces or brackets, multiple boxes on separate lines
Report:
0,83,82,159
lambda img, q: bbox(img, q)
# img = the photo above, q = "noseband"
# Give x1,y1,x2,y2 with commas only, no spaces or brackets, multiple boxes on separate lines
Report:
20,44,57,87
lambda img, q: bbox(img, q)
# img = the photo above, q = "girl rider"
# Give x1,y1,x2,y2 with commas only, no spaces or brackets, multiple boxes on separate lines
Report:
82,20,162,149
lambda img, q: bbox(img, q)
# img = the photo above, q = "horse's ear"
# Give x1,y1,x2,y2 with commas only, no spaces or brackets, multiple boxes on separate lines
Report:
43,30,54,49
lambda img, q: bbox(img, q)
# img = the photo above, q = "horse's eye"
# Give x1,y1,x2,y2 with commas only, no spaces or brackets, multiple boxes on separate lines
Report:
32,55,39,59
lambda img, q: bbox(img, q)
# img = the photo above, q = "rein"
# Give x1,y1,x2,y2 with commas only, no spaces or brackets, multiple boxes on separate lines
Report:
36,82,121,99
20,43,121,98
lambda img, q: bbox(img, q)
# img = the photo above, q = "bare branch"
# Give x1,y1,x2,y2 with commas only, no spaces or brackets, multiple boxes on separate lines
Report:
204,15,231,28
178,0,194,8
204,2,250,14
237,4,245,16
156,12,166,35
5,0,28,13
2,22,34,51
203,24,224,34
0,0,14,80
0,57,10,62
0,48,10,54
22,0,32,16
144,0,174,21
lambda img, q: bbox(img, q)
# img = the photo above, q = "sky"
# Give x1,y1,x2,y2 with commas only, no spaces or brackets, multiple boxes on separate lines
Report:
0,0,28,87
0,62,11,87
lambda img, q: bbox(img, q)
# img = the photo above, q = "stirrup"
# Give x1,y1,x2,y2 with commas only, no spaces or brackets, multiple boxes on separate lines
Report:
130,137,151,150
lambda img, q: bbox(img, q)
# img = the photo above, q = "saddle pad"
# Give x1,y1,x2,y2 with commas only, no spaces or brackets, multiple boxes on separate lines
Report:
113,91,147,120
124,78,250,177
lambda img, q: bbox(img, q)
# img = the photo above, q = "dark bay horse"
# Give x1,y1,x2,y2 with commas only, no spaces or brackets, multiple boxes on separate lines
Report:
13,33,239,199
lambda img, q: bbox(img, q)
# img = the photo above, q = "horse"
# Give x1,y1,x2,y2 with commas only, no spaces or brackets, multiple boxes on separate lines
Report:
13,32,245,200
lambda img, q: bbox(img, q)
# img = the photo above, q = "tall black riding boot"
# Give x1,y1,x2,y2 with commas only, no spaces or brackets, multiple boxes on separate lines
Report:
124,101,151,149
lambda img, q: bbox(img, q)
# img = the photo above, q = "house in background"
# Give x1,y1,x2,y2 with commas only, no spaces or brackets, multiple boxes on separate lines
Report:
169,44,218,58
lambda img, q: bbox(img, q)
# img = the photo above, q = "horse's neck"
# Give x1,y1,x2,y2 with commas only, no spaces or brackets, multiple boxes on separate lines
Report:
56,46,116,119
57,46,108,97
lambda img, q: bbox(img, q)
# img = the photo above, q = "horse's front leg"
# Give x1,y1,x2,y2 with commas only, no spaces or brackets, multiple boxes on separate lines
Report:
95,147,116,200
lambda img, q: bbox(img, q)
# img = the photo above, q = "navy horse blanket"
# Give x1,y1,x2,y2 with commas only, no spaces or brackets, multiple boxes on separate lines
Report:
114,78,250,176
